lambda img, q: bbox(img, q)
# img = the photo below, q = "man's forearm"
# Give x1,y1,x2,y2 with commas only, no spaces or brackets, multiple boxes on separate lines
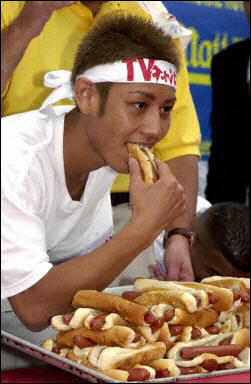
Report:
1,16,38,94
166,155,198,230
8,219,153,332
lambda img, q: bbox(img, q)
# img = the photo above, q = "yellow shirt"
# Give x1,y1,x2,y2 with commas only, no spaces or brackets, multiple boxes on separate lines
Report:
1,1,201,192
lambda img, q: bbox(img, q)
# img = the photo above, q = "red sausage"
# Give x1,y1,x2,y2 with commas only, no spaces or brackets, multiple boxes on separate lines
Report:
219,336,233,346
218,362,235,370
144,310,156,325
155,369,170,378
236,314,241,324
180,345,242,359
201,359,219,372
132,333,141,343
73,335,97,349
232,289,250,303
90,313,108,331
122,291,142,301
205,325,220,334
169,325,184,336
194,295,201,307
164,309,175,322
122,368,150,382
191,327,202,339
62,312,74,325
179,366,200,375
151,317,164,333
207,292,219,304
163,341,175,352
52,347,61,354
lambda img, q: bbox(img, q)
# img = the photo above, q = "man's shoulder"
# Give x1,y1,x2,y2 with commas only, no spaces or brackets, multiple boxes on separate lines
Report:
213,39,250,64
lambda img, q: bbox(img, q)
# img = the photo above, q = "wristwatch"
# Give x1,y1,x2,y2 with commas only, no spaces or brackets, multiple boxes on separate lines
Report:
163,227,196,249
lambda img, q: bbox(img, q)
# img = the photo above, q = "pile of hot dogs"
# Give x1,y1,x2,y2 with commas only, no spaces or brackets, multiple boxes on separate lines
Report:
42,276,250,382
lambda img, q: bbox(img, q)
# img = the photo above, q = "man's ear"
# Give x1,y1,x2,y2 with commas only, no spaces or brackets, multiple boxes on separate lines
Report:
74,77,95,115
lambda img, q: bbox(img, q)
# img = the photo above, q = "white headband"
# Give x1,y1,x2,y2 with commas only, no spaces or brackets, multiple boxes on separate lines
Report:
40,59,176,112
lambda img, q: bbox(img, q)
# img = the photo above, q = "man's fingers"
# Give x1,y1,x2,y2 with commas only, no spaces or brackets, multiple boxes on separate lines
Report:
128,157,143,183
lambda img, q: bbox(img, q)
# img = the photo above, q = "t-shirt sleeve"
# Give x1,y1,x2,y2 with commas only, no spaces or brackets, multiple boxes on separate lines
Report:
1,152,53,299
153,39,201,162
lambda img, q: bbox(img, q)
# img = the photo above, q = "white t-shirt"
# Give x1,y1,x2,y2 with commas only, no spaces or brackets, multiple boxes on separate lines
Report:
1,106,117,299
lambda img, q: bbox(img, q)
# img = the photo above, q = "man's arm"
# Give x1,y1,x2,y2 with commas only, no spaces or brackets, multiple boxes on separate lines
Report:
163,154,198,281
1,1,74,94
8,159,185,332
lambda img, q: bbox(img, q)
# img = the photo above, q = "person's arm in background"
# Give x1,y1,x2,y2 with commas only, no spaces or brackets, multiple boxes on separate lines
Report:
1,1,75,94
153,38,200,281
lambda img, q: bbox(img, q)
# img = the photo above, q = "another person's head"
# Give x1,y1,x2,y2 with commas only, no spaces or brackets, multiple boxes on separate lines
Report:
191,202,250,281
243,1,250,28
69,15,180,174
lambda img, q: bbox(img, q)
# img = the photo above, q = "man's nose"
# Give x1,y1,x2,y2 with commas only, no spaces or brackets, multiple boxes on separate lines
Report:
140,109,162,139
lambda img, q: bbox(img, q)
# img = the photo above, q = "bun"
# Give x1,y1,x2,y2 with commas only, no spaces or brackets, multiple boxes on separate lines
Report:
127,143,159,183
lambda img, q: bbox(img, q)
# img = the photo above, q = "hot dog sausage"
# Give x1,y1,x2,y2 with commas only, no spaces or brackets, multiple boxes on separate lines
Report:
62,312,74,325
144,310,156,325
207,292,219,305
219,336,233,346
122,368,150,382
232,289,250,303
191,327,202,339
179,367,200,375
218,362,235,370
151,317,164,333
205,325,220,335
169,325,184,336
235,314,241,324
155,369,170,378
164,309,175,322
163,341,175,352
73,335,97,349
194,295,201,307
52,347,61,354
122,291,142,301
132,334,141,343
90,313,108,331
200,359,218,372
180,345,242,359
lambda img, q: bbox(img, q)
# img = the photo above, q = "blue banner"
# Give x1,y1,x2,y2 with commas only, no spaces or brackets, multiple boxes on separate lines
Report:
163,1,249,160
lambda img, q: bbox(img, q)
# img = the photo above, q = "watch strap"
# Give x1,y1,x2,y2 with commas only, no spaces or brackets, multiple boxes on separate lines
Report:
163,227,196,248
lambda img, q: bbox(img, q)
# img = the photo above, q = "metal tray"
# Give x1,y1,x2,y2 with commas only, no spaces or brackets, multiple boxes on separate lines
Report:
1,285,249,383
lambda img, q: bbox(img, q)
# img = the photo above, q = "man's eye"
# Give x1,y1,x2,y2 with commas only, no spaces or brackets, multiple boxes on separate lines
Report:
161,106,172,114
134,102,146,110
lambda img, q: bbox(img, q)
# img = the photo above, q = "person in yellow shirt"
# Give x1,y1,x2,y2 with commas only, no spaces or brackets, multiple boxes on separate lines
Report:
1,1,201,281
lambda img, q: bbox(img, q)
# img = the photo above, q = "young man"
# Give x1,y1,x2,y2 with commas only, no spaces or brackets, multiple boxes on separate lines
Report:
1,1,200,282
2,15,185,331
152,201,250,282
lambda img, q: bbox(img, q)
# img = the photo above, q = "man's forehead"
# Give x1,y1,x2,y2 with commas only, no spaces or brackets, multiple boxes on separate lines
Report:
112,82,176,100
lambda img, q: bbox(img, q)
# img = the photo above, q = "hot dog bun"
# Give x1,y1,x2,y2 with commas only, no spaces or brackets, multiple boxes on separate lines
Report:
88,342,166,370
72,290,149,325
127,143,159,183
201,276,250,291
56,325,146,349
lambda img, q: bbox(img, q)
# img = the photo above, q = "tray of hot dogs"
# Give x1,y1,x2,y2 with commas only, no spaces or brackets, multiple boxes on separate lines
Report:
1,277,250,382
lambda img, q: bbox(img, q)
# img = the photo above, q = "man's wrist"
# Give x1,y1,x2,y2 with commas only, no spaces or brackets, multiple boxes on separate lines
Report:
163,228,196,249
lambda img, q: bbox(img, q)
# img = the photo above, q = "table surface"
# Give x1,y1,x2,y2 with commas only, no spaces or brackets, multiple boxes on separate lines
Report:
1,365,250,384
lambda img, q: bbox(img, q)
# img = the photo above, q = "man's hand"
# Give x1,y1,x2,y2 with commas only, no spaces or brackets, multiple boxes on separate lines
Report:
1,1,75,95
164,235,194,281
129,158,185,245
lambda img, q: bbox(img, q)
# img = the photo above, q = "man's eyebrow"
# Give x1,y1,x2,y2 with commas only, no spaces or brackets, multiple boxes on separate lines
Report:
128,91,176,103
